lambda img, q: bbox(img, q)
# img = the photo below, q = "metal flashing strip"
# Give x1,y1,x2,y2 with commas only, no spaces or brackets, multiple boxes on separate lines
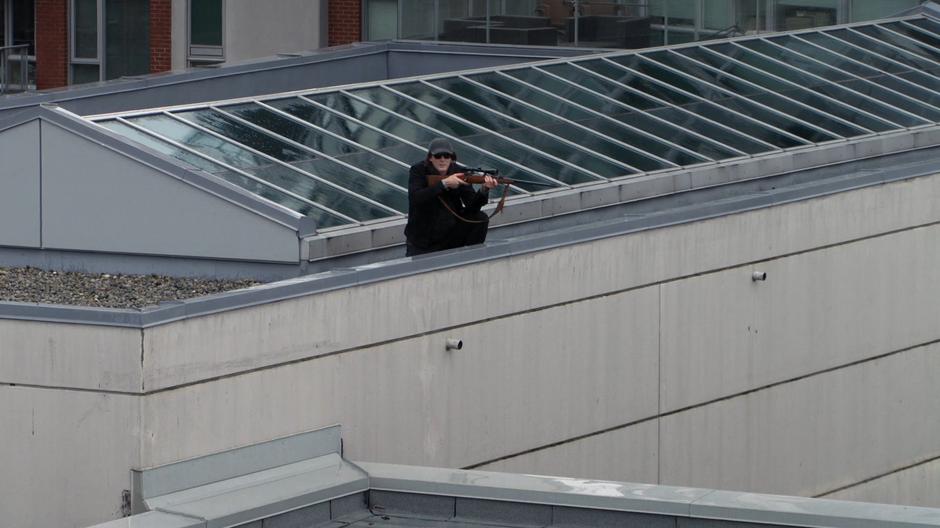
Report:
133,425,343,505
5,137,940,330
358,462,940,527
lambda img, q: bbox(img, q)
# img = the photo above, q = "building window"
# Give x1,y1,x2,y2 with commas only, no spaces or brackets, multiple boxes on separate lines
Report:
70,0,150,85
189,0,223,65
1,0,36,92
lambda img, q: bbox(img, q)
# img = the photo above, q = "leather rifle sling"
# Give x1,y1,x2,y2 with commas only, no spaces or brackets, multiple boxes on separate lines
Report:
437,183,510,223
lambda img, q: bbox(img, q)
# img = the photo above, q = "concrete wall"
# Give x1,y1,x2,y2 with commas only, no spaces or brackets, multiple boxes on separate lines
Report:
225,0,327,63
171,0,326,71
6,171,940,526
134,171,940,488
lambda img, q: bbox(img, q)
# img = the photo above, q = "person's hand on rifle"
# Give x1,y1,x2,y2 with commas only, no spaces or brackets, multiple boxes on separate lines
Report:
442,173,468,189
482,175,498,190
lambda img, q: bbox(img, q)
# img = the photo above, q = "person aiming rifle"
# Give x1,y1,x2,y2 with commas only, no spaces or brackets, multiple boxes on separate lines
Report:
404,138,498,256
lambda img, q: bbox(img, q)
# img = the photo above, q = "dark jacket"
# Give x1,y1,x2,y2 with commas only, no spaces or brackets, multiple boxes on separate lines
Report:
404,160,489,250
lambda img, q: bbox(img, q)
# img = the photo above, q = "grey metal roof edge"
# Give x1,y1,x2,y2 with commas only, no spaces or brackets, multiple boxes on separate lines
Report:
133,425,342,503
39,105,309,234
688,489,940,527
81,511,205,528
358,461,707,516
3,143,940,329
0,104,43,133
0,42,394,114
893,1,940,18
384,39,609,57
358,462,940,527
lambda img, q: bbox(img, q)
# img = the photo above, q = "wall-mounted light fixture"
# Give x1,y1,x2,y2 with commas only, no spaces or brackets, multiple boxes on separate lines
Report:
445,338,463,351
752,271,768,282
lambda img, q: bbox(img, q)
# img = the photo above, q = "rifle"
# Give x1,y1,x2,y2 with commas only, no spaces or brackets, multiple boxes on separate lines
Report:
426,168,555,220
426,167,555,189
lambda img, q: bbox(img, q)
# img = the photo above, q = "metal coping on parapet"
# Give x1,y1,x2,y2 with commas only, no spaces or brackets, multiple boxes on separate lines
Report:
77,12,940,234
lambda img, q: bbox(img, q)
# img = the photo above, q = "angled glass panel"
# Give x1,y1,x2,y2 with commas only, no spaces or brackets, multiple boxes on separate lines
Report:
175,108,407,212
126,114,394,222
221,102,409,187
853,24,940,63
97,120,347,227
350,86,594,186
738,39,937,124
311,90,567,190
769,35,940,111
467,71,721,163
265,96,424,165
824,28,940,74
502,67,743,161
798,32,940,92
571,58,809,147
706,43,907,129
882,21,940,51
462,73,711,165
677,46,887,133
644,51,844,141
905,17,940,37
395,78,654,175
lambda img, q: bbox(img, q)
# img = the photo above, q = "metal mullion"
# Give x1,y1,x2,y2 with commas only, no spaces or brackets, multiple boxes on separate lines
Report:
300,93,554,190
531,64,774,155
760,37,938,120
740,40,929,128
694,46,879,134
211,105,407,193
665,48,861,139
504,67,752,157
898,19,940,47
253,101,410,170
787,33,940,111
487,70,728,160
807,31,940,94
842,26,939,71
455,74,687,167
161,111,401,217
719,43,901,130
875,22,940,59
417,78,648,173
492,70,743,160
637,52,824,146
640,50,832,146
604,55,816,145
113,117,357,224
296,94,427,153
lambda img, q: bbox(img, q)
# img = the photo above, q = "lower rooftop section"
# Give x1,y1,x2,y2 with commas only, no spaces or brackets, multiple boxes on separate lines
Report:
88,426,940,528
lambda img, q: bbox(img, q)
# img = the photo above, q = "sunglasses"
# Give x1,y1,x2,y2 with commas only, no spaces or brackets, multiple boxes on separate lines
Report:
431,152,453,160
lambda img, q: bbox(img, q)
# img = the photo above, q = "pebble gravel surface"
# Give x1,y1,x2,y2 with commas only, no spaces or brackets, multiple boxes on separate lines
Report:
0,267,260,309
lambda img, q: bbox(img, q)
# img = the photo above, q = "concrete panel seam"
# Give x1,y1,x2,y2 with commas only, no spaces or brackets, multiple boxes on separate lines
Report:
814,452,940,499
462,336,940,470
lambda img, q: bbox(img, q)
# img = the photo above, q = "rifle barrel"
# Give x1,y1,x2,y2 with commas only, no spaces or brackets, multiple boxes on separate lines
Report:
502,178,556,187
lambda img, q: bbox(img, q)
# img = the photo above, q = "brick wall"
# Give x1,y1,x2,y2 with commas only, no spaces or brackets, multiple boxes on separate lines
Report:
150,0,172,73
36,0,69,89
328,0,362,46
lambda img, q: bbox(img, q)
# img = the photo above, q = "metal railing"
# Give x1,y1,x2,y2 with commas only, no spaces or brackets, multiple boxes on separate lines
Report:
1,44,31,94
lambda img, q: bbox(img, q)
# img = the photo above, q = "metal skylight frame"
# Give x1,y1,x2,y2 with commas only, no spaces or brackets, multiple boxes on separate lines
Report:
87,12,940,233
487,69,748,160
754,34,940,118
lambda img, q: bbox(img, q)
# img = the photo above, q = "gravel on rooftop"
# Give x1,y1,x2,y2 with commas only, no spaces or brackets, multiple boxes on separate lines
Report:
0,267,261,309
